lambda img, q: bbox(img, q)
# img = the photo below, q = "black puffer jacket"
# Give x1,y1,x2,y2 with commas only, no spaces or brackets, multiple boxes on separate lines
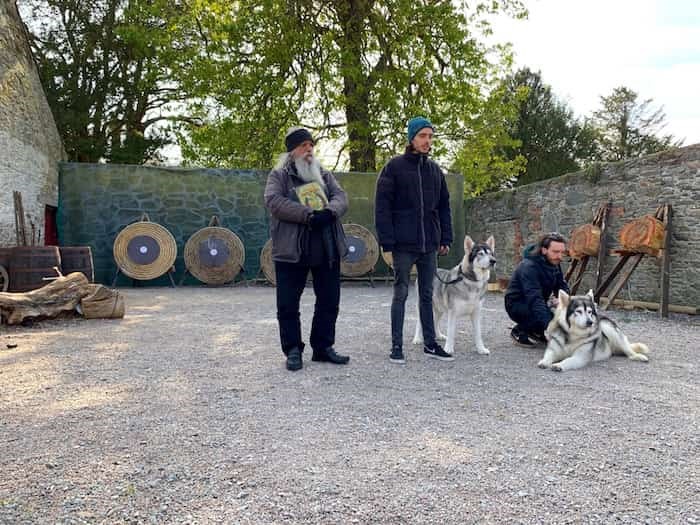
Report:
504,244,570,334
374,151,452,253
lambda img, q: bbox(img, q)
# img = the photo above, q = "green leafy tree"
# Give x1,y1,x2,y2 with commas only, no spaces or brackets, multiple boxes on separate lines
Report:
21,0,187,163
500,68,599,186
173,0,527,177
451,84,527,195
592,86,682,162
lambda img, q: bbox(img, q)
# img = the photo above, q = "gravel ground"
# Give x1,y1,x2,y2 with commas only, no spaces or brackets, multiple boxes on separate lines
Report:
1,283,698,525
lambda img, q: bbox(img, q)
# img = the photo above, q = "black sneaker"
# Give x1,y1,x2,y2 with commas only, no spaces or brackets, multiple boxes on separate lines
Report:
527,331,548,346
389,346,405,364
510,327,535,348
423,342,454,361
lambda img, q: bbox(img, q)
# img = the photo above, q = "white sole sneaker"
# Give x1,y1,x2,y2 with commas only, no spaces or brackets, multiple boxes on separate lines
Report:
424,351,454,361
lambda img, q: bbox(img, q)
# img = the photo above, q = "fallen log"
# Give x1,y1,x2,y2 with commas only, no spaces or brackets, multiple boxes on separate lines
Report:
0,271,92,325
80,284,125,319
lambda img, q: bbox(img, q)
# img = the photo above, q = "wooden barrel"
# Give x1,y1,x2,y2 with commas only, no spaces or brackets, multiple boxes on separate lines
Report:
60,246,94,283
9,246,61,292
0,247,12,269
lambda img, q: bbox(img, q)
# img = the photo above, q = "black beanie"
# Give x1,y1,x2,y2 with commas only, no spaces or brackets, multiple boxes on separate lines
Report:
285,127,314,152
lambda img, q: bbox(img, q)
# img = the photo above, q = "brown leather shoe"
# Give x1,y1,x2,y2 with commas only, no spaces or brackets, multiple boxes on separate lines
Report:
311,347,349,364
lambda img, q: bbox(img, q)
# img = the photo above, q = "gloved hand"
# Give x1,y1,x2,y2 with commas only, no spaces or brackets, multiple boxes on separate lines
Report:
308,208,335,229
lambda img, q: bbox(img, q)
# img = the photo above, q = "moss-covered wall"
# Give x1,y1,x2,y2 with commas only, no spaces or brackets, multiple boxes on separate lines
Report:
58,163,464,285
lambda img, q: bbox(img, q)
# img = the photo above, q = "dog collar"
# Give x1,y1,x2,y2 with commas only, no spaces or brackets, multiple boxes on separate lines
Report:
436,264,478,285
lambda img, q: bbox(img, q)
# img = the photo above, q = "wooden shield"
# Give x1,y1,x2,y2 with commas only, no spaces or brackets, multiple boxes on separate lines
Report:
184,227,244,285
113,221,177,280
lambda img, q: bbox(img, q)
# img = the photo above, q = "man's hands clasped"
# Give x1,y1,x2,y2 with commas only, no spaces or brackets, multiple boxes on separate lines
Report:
308,208,335,229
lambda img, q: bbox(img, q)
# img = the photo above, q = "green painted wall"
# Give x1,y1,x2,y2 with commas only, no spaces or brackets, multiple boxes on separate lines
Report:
58,163,464,285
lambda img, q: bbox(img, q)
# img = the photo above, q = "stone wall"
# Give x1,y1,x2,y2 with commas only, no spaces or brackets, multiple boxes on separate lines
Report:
58,163,464,285
0,1,65,246
464,144,700,308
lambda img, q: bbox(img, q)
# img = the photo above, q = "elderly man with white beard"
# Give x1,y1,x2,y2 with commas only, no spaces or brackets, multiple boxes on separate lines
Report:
264,126,350,371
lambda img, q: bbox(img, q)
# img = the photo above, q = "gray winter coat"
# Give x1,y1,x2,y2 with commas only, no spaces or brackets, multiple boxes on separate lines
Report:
264,162,348,263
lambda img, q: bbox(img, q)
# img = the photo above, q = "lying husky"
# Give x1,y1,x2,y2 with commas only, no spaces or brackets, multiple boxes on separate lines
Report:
413,235,496,355
538,289,650,371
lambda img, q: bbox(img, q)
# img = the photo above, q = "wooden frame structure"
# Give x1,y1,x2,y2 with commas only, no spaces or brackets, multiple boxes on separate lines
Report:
594,204,673,318
565,202,611,295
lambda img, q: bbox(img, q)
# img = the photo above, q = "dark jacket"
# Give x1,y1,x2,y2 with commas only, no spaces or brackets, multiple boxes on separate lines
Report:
504,244,570,334
374,151,452,253
264,161,348,264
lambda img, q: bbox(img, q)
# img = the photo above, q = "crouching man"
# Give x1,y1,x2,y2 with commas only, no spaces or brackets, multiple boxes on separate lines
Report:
504,233,569,347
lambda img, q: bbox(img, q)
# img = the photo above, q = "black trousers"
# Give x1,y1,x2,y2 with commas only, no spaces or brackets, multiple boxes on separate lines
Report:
391,250,437,348
505,298,547,338
274,259,341,355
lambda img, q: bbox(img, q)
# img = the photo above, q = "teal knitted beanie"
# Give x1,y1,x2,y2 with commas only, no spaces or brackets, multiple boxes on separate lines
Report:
407,116,434,143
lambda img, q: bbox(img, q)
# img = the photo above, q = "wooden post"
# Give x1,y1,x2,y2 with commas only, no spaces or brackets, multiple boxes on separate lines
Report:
594,202,611,291
595,254,631,302
659,205,673,318
602,253,644,310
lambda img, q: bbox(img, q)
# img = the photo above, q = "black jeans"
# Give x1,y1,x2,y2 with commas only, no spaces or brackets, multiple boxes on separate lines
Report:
391,250,437,348
275,259,341,355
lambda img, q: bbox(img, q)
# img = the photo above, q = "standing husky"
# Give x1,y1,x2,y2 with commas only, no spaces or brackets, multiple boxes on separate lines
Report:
538,289,650,371
413,235,496,355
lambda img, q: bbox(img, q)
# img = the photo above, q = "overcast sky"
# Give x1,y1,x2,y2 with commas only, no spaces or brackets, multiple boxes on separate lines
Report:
489,0,700,146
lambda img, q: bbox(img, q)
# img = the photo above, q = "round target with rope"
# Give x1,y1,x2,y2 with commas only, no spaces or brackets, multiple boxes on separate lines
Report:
113,219,177,280
340,224,379,277
184,226,244,285
0,264,8,292
260,239,276,285
380,247,418,276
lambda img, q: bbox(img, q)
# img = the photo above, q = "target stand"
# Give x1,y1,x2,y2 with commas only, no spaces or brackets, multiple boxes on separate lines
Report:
112,213,177,287
340,224,380,287
180,216,245,286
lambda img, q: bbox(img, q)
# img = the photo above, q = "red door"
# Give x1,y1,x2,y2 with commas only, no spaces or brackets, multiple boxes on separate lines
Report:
44,205,58,245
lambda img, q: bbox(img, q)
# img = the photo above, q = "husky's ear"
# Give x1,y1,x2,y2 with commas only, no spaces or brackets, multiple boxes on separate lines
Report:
558,289,570,307
486,235,495,252
464,236,474,253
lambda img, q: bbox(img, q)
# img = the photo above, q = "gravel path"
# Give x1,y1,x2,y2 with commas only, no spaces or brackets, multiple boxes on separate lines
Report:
1,284,698,524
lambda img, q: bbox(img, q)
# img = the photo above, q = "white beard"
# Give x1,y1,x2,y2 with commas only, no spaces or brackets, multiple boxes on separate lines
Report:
294,156,325,188
275,153,326,189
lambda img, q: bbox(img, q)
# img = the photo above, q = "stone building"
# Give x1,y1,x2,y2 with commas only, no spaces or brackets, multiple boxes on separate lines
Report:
0,1,65,247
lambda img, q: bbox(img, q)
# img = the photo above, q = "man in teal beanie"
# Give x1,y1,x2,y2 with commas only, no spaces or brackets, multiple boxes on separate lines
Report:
407,116,434,143
374,116,453,364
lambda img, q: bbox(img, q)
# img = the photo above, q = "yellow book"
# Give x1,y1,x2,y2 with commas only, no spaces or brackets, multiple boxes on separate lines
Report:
295,182,328,211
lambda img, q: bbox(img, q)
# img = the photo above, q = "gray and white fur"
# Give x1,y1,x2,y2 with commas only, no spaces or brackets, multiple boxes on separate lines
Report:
413,235,496,355
538,289,650,371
